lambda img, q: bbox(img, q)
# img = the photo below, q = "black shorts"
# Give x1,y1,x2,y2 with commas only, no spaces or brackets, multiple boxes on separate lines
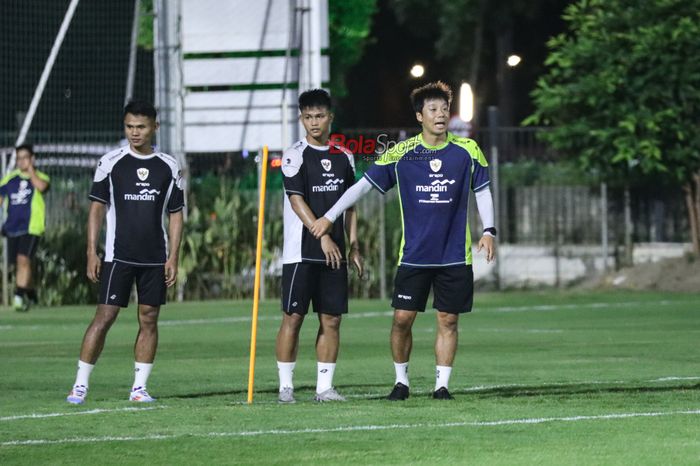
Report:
391,265,474,314
98,261,166,308
281,262,348,315
7,234,40,263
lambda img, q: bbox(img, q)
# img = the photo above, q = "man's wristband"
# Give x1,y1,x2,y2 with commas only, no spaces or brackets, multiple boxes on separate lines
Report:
483,227,497,237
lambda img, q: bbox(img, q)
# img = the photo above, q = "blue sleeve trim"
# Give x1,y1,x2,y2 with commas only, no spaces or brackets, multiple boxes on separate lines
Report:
473,181,491,192
363,173,386,194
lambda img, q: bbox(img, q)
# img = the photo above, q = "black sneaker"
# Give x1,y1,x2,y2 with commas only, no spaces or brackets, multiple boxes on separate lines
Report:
26,289,38,305
432,387,454,400
386,382,409,401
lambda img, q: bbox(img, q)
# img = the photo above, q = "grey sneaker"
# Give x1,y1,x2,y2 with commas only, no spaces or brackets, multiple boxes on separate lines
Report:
313,387,346,402
278,386,295,403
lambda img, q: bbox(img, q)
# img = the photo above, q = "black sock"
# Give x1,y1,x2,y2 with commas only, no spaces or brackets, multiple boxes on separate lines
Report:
15,287,28,299
26,289,37,303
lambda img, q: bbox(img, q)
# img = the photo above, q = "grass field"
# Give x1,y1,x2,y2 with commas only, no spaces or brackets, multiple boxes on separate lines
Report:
1,290,699,465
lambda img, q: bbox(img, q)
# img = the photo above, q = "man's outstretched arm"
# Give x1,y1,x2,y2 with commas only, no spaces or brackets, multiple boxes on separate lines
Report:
310,177,373,238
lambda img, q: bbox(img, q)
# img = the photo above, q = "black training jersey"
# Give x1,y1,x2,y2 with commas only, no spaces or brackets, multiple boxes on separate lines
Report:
89,145,185,266
282,139,355,264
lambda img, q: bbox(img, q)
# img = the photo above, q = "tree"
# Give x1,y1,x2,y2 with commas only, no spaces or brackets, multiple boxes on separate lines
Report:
138,0,154,49
526,0,700,253
328,0,378,97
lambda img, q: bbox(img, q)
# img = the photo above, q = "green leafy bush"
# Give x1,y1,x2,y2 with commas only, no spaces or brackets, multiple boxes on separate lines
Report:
34,223,94,306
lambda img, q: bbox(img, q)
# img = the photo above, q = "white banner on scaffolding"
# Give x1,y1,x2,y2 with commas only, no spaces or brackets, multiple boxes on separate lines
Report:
181,0,329,152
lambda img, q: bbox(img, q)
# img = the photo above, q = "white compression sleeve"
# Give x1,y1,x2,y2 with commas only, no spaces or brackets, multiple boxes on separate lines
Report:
475,188,495,230
324,177,373,222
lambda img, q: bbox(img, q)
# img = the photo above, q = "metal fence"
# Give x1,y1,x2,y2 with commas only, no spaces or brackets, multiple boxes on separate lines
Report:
0,127,692,302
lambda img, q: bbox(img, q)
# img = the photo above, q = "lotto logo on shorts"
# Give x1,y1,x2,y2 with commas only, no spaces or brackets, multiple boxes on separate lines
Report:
398,294,412,300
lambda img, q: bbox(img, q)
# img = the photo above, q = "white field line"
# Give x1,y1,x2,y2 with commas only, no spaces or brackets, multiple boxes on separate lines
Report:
654,376,700,382
0,311,393,331
0,341,65,347
5,375,698,421
340,375,700,399
3,409,700,446
476,328,564,333
160,300,688,326
0,299,694,331
0,406,163,422
488,300,681,313
158,311,394,327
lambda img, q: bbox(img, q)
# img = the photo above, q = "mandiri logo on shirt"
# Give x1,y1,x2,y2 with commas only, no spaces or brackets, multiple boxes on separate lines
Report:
124,188,161,202
416,179,455,205
10,180,32,206
312,178,343,193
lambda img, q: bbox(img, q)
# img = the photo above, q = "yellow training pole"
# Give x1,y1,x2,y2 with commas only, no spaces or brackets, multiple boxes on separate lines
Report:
247,145,269,404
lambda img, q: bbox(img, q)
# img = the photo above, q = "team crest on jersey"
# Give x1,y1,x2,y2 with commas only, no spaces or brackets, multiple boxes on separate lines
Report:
137,168,149,181
19,180,28,190
430,159,442,173
321,159,332,172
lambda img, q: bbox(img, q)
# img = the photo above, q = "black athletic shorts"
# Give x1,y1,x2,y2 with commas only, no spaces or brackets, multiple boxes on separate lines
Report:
98,261,166,308
281,262,348,315
391,265,474,314
7,234,40,263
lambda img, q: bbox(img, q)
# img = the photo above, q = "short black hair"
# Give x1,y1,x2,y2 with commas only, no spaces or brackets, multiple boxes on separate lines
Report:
123,100,157,120
15,144,34,155
298,89,332,111
410,81,453,113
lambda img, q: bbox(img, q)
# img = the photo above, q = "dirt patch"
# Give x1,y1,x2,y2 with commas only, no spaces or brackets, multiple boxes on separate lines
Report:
594,255,700,292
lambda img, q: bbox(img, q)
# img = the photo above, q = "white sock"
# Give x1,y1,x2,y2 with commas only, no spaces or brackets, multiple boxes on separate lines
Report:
277,361,296,391
435,365,452,390
316,362,336,393
132,362,153,390
394,362,409,386
74,360,94,388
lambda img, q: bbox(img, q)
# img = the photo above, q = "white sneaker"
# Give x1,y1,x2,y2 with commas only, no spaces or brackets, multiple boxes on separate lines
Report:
129,386,156,402
278,386,295,403
313,387,346,402
66,385,88,404
13,295,29,312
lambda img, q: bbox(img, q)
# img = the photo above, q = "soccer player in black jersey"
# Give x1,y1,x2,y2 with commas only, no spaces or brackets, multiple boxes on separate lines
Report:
66,101,184,404
276,89,363,403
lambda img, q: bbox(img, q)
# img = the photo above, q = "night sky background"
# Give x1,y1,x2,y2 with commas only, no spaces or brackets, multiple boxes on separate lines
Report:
336,0,569,130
